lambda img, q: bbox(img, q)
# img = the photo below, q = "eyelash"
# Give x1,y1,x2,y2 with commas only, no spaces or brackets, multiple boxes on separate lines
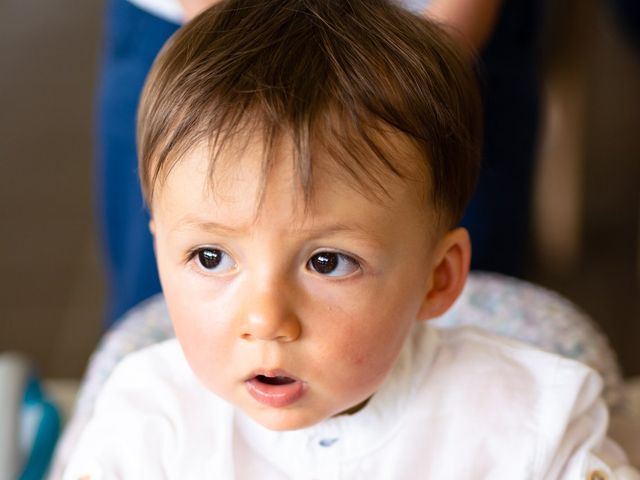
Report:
187,247,362,278
306,251,361,278
188,247,236,274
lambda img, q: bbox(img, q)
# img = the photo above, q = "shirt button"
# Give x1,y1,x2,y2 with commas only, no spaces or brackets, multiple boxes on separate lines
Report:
318,437,339,447
588,470,608,480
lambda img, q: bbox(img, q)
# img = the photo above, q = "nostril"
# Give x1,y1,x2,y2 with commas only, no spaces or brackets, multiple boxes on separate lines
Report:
240,317,302,342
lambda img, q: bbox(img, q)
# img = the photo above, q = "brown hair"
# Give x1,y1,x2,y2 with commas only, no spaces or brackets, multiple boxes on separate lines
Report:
137,0,482,227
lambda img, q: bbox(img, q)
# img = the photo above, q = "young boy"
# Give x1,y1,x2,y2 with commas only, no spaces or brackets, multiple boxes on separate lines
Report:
64,0,638,478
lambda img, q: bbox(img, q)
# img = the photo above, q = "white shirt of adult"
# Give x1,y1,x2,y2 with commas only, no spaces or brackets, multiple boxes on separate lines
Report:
125,0,429,24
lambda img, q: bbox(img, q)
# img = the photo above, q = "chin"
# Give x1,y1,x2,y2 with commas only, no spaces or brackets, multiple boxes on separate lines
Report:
248,408,324,432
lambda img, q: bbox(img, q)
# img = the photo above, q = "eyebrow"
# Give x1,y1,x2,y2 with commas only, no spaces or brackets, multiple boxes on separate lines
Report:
172,218,249,235
173,216,383,244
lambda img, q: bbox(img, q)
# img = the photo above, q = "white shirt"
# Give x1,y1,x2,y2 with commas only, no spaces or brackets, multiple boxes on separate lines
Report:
126,0,184,24
63,324,639,479
124,0,429,25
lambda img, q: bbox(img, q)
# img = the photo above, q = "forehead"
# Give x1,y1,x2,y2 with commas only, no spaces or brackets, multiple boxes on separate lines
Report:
151,134,437,238
152,122,432,211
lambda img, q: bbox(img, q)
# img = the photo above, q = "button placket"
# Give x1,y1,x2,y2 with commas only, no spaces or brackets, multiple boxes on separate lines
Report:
318,437,339,448
307,433,344,479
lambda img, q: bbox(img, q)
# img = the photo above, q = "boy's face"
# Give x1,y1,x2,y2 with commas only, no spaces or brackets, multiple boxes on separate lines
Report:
151,138,455,431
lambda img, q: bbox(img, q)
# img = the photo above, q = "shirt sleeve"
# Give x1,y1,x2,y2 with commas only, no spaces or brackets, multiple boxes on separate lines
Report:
541,363,640,480
556,402,639,479
61,353,177,480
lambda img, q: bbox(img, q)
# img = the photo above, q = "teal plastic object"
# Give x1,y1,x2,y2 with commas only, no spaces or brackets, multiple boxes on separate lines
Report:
19,376,61,480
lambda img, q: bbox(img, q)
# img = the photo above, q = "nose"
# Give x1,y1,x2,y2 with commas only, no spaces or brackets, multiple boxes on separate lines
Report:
239,288,302,343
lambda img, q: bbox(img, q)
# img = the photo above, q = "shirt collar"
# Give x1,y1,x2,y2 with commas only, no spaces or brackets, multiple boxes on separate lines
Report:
234,323,439,471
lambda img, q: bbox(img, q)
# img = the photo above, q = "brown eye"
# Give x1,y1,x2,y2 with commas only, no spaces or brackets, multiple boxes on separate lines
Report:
195,248,235,272
310,252,338,274
307,252,359,277
198,249,221,269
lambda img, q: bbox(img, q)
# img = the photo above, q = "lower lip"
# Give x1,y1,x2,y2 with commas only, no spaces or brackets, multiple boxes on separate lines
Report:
245,378,306,408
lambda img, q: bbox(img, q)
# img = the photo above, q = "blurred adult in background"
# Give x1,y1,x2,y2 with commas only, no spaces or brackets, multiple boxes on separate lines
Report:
425,0,542,278
98,0,180,326
606,0,640,49
98,0,542,326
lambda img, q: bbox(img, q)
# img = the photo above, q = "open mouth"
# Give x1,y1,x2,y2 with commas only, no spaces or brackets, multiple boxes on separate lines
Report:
255,374,296,386
245,371,306,408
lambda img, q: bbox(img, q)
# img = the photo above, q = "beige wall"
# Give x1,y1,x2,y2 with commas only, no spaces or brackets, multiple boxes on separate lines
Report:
534,0,640,376
0,1,105,377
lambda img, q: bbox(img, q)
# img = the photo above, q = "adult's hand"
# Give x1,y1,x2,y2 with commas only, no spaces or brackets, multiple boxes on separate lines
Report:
180,0,223,21
423,0,503,53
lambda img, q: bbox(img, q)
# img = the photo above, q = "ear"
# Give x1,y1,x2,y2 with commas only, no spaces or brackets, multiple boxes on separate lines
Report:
149,218,158,253
416,227,471,321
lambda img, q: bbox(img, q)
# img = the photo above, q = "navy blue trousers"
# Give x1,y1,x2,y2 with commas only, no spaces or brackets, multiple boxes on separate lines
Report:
97,0,179,325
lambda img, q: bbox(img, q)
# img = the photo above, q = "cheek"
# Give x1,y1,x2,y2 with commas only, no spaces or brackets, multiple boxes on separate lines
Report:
326,337,403,408
164,289,234,386
158,254,232,353
322,303,414,389
343,325,408,374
